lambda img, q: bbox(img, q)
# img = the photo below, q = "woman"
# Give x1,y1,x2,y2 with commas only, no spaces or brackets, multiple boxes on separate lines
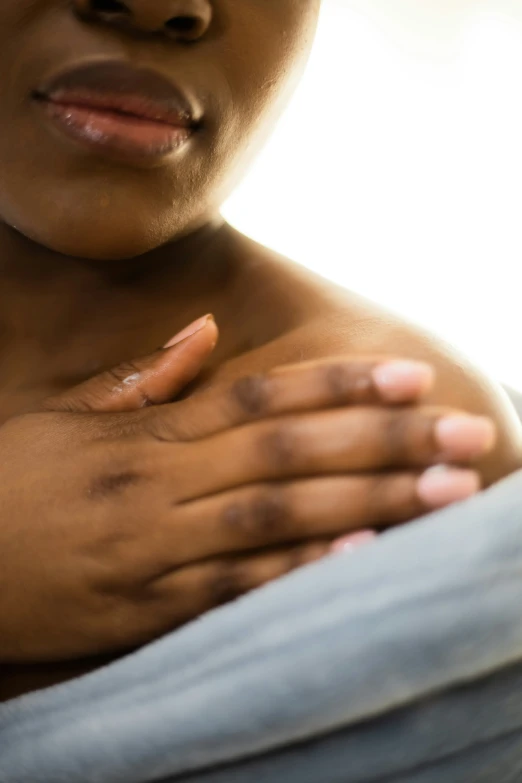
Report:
1,0,522,769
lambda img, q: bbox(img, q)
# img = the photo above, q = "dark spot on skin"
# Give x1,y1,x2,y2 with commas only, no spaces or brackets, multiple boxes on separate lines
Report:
251,491,288,534
88,470,144,499
325,363,351,399
325,362,374,404
384,410,413,465
231,374,270,416
262,425,296,470
223,489,289,538
208,564,243,607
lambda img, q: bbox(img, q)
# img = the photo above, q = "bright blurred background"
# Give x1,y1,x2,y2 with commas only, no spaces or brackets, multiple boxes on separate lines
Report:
223,0,522,390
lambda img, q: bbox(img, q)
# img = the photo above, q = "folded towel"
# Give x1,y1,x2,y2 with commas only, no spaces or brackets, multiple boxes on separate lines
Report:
2,472,522,783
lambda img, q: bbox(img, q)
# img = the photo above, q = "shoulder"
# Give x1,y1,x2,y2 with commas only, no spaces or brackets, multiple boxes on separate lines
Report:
217,234,522,482
296,303,522,485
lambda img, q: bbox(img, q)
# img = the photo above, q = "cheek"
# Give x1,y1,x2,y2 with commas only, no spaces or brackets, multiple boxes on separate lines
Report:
223,3,319,137
207,2,320,194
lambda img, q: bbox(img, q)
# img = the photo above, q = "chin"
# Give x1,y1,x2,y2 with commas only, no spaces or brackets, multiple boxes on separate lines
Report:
47,238,160,262
48,230,165,262
22,224,164,261
0,164,205,261
8,203,187,262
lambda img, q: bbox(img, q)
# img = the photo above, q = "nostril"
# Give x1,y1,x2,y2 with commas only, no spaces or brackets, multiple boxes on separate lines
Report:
166,16,200,37
77,0,209,39
90,0,129,14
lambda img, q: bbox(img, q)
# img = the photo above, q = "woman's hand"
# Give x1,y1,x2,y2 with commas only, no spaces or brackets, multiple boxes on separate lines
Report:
0,318,496,664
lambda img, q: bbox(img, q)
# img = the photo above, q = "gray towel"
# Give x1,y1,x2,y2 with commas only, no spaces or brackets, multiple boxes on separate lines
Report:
2,470,522,783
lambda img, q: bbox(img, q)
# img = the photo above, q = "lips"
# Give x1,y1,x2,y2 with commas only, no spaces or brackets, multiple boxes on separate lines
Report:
32,61,201,164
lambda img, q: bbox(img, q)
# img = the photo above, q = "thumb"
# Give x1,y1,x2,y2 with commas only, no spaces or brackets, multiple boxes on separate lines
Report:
41,315,218,413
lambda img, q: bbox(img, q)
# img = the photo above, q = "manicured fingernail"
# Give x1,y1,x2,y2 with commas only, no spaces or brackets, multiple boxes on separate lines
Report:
372,361,434,402
435,415,496,458
163,314,214,348
331,530,377,554
417,465,480,508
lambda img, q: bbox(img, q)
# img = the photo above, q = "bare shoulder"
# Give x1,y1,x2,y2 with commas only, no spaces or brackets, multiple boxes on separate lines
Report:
215,233,522,482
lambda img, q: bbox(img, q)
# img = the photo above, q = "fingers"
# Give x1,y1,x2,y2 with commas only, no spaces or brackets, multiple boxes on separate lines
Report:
416,464,482,507
72,536,333,655
40,315,218,414
148,356,435,441
99,542,331,650
331,530,378,554
146,540,332,633
150,469,480,566
172,406,495,500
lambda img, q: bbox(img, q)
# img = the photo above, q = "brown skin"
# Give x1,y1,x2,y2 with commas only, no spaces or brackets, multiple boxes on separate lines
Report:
0,331,501,700
0,1,319,260
0,0,520,700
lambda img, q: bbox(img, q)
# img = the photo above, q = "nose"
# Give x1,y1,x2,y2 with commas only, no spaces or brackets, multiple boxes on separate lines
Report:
74,0,212,41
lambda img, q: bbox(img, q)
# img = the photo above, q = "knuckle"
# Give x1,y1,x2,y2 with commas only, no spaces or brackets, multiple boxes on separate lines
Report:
384,410,414,463
85,448,149,501
230,373,271,417
389,409,440,464
87,468,144,500
104,363,153,407
251,487,290,535
325,362,373,402
207,563,243,607
260,422,297,469
223,486,290,539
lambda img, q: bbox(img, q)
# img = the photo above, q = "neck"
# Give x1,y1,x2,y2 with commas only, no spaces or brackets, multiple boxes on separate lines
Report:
0,215,233,344
0,213,228,287
0,216,245,395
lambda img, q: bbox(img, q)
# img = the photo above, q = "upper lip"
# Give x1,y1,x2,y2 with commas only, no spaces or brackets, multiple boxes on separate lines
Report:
33,61,200,128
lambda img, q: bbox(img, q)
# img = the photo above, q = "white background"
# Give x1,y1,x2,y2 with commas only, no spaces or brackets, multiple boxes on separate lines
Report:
223,0,522,390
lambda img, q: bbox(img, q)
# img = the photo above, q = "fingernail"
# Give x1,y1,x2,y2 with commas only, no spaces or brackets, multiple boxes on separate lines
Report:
163,314,214,349
435,415,496,458
331,530,377,554
417,465,481,508
372,361,434,402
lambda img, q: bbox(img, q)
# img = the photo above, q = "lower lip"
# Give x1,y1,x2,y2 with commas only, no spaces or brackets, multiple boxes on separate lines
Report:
39,101,193,162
